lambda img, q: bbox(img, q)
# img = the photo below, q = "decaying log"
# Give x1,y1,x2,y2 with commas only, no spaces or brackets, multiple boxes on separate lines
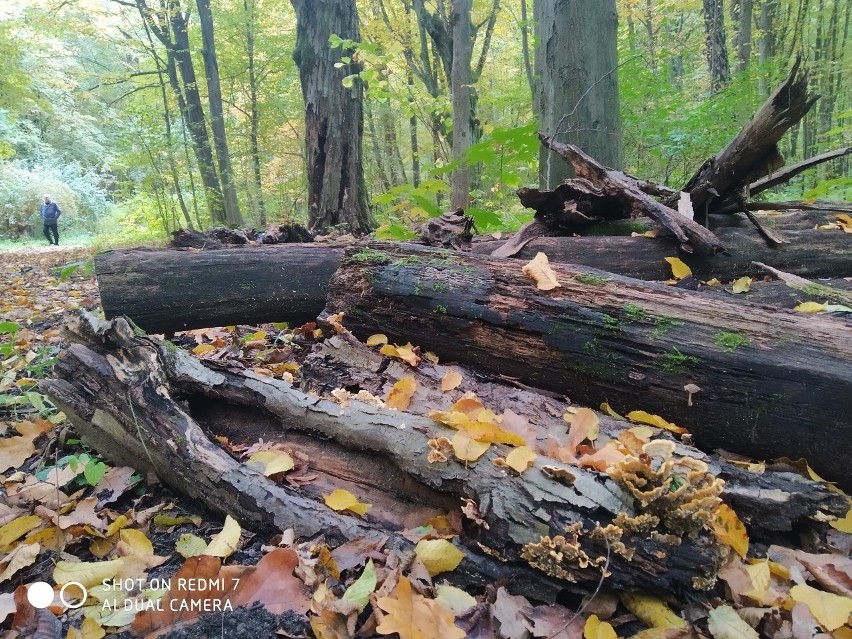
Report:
95,227,852,335
95,245,343,334
324,243,852,489
474,227,852,281
538,136,725,255
673,57,819,216
40,313,846,602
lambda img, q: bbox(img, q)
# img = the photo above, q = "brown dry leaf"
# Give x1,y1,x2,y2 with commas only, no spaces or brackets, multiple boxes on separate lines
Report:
567,408,600,452
492,587,533,639
522,252,561,291
522,602,585,639
376,575,465,639
576,442,626,472
92,466,140,506
386,377,417,411
0,419,54,473
793,551,852,597
57,496,104,530
441,370,463,392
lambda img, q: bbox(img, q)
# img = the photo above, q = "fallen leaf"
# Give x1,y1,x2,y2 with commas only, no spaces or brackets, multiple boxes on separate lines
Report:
451,432,490,462
435,584,476,615
505,446,536,473
584,614,617,639
794,301,828,313
376,576,465,639
341,558,376,612
414,538,464,576
176,533,208,558
0,420,54,473
380,343,421,367
323,489,371,517
600,402,624,420
441,370,463,392
707,605,759,639
192,344,215,356
626,410,687,434
731,277,752,294
0,515,42,549
620,593,686,629
205,515,241,558
522,253,561,291
522,602,585,639
567,408,600,454
247,450,294,476
0,542,40,583
53,558,124,588
790,583,852,630
665,257,692,280
711,504,749,558
366,334,388,347
386,377,417,411
58,496,104,530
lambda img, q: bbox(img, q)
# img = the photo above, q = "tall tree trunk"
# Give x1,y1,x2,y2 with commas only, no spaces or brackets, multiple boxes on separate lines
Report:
291,0,374,235
535,0,622,188
643,0,656,73
197,0,244,227
520,0,535,105
736,0,753,70
407,69,421,187
703,0,732,91
136,0,226,224
450,0,472,208
244,0,266,226
758,0,778,95
365,98,391,192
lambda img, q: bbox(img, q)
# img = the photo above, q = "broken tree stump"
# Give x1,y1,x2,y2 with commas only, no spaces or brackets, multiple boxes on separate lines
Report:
40,313,846,602
323,243,852,489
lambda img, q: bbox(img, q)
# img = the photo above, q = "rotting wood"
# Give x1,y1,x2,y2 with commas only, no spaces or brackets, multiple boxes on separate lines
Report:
748,146,852,196
40,313,846,602
324,243,852,489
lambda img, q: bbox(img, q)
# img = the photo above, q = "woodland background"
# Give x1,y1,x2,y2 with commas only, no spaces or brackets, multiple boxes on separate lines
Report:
0,0,849,248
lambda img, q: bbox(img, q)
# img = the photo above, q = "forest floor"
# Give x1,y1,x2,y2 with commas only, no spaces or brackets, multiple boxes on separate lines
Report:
0,245,850,639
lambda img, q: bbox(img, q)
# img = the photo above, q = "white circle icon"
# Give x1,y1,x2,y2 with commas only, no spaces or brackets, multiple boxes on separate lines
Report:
26,582,55,609
59,582,88,609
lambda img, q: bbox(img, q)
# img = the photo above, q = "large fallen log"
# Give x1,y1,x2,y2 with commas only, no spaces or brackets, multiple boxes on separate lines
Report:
40,313,846,602
324,243,852,489
95,226,852,334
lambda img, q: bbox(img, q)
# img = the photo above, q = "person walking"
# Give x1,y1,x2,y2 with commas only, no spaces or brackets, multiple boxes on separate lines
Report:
40,194,62,245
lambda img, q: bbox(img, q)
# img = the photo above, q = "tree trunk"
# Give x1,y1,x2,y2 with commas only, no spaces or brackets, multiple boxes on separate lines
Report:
703,0,731,90
41,313,847,602
291,0,374,235
197,0,244,227
244,0,266,227
735,0,753,70
324,243,852,490
450,0,472,209
535,0,622,188
758,0,778,96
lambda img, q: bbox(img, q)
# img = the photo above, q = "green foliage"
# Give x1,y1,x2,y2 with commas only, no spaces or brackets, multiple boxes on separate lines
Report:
714,331,750,352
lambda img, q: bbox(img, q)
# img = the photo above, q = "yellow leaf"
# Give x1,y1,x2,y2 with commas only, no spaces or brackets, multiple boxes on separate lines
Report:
600,402,625,420
192,344,215,355
451,432,490,462
706,278,722,286
795,301,828,313
789,584,852,631
105,515,130,538
626,410,687,434
386,377,417,411
118,529,153,557
830,500,852,533
424,351,439,364
204,514,241,558
0,542,40,583
0,515,42,549
620,593,686,629
435,584,477,615
505,446,536,473
376,576,465,639
731,277,752,294
522,252,561,291
53,559,124,588
743,561,770,601
366,334,388,347
175,533,207,558
380,343,421,367
247,450,294,476
711,503,749,558
414,539,465,576
585,614,617,639
323,489,371,517
80,616,106,639
664,257,692,280
441,370,463,392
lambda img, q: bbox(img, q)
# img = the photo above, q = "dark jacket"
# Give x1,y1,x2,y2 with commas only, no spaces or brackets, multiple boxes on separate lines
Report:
40,202,62,223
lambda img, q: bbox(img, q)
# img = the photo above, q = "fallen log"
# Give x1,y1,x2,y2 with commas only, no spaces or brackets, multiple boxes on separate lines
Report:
748,147,852,196
40,313,846,602
323,243,852,489
95,245,343,334
95,227,852,334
